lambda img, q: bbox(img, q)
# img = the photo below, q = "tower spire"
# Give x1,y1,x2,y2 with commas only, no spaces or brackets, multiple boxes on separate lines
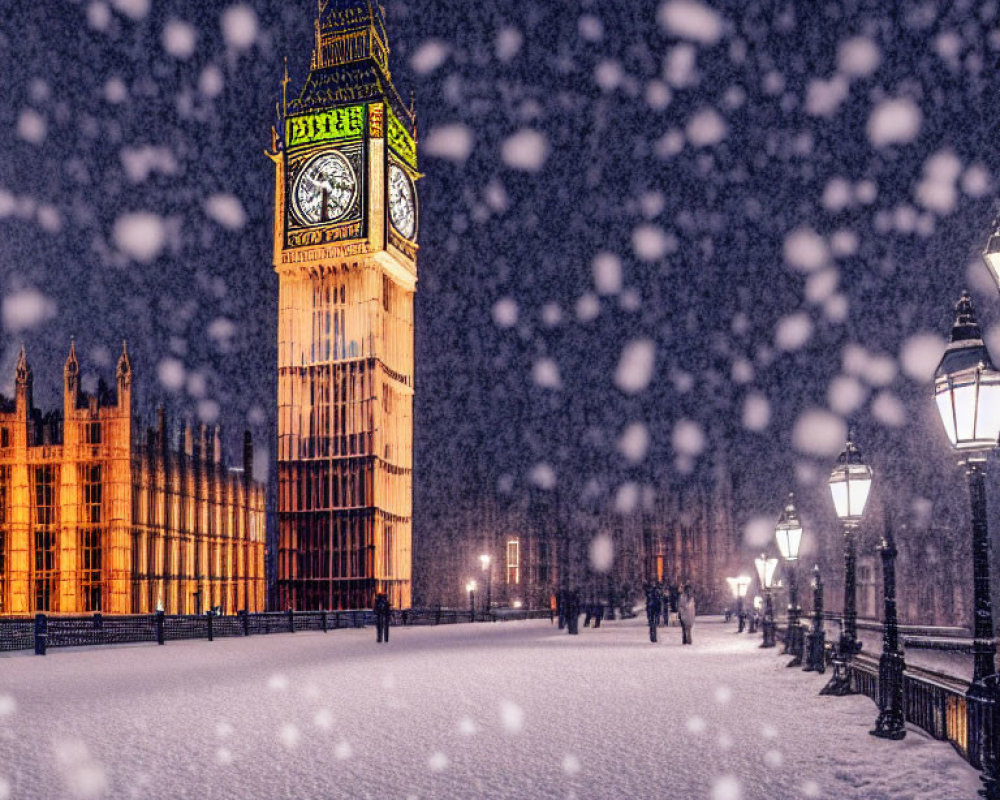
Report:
64,337,79,378
15,345,30,386
116,340,132,383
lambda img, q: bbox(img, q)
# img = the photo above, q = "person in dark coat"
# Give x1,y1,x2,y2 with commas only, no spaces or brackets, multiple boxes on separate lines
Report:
373,593,391,643
644,583,662,643
566,588,582,635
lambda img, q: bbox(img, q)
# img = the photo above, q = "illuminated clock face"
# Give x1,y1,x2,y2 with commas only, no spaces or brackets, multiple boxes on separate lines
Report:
388,164,417,240
292,150,357,226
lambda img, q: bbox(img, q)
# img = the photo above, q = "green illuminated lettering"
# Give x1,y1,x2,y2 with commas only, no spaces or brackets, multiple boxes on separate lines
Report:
286,105,366,148
387,108,417,168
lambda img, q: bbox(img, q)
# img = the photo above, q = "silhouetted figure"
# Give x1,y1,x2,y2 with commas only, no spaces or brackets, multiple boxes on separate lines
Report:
645,583,662,643
374,593,391,644
594,602,604,629
679,584,696,645
567,588,581,635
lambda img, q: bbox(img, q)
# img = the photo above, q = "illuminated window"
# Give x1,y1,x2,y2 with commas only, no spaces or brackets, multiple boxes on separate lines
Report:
0,466,7,612
506,539,520,585
80,465,102,612
33,465,57,612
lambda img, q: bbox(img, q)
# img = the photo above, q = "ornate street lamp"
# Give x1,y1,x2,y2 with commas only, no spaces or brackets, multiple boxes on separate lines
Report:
821,434,873,695
466,580,477,622
755,554,778,648
775,494,804,666
480,554,493,614
933,291,1000,797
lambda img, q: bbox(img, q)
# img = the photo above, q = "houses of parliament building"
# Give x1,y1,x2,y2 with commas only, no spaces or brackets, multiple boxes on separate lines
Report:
0,343,266,617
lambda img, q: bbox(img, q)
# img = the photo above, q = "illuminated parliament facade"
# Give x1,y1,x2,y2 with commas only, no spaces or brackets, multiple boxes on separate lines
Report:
273,1,418,611
0,345,266,617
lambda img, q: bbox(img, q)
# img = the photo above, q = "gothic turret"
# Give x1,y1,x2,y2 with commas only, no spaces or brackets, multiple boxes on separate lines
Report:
15,345,32,415
64,338,79,403
116,340,132,407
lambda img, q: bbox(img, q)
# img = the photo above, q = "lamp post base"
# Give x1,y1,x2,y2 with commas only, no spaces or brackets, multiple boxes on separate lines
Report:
870,650,906,740
761,618,776,648
803,629,825,673
820,653,856,696
967,674,1000,800
786,625,804,667
870,708,906,740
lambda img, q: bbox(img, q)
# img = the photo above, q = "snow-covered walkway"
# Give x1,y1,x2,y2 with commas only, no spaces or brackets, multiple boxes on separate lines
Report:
0,615,981,799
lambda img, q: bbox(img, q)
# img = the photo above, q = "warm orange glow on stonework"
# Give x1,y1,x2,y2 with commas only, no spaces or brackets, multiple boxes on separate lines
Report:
274,4,415,611
0,344,266,616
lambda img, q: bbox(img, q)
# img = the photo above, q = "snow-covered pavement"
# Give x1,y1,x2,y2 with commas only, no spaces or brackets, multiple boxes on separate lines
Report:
0,615,981,799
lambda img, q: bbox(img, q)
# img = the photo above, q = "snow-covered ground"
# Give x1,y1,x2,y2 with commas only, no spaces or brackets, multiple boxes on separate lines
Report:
0,616,981,800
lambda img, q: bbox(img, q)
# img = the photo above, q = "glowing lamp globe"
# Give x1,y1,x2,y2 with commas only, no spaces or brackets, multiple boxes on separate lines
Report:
828,438,873,524
726,577,739,599
755,554,778,590
934,292,1000,455
774,494,803,561
737,576,751,598
466,580,477,593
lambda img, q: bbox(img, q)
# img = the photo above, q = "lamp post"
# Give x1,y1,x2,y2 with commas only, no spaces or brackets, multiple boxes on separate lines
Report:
775,494,804,667
479,554,492,615
755,554,778,648
803,565,826,673
871,516,905,740
933,291,1000,798
466,580,477,622
821,434,873,696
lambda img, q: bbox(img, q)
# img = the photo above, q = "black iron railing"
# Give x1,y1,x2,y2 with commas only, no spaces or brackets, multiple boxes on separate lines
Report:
0,607,555,655
846,653,976,767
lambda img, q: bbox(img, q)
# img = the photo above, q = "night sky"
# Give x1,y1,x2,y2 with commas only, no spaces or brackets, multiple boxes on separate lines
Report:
2,0,1000,591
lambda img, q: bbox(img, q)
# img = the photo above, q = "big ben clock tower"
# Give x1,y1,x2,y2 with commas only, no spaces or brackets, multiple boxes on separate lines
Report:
273,0,417,610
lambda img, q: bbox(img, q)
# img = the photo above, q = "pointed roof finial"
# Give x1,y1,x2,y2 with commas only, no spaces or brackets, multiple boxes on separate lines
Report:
117,340,131,381
837,434,865,466
65,337,79,375
950,290,982,344
281,56,290,117
15,344,30,385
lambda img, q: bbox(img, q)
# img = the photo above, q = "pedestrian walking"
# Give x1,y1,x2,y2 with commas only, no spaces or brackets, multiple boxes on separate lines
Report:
374,592,391,644
679,584,696,645
644,583,662,643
